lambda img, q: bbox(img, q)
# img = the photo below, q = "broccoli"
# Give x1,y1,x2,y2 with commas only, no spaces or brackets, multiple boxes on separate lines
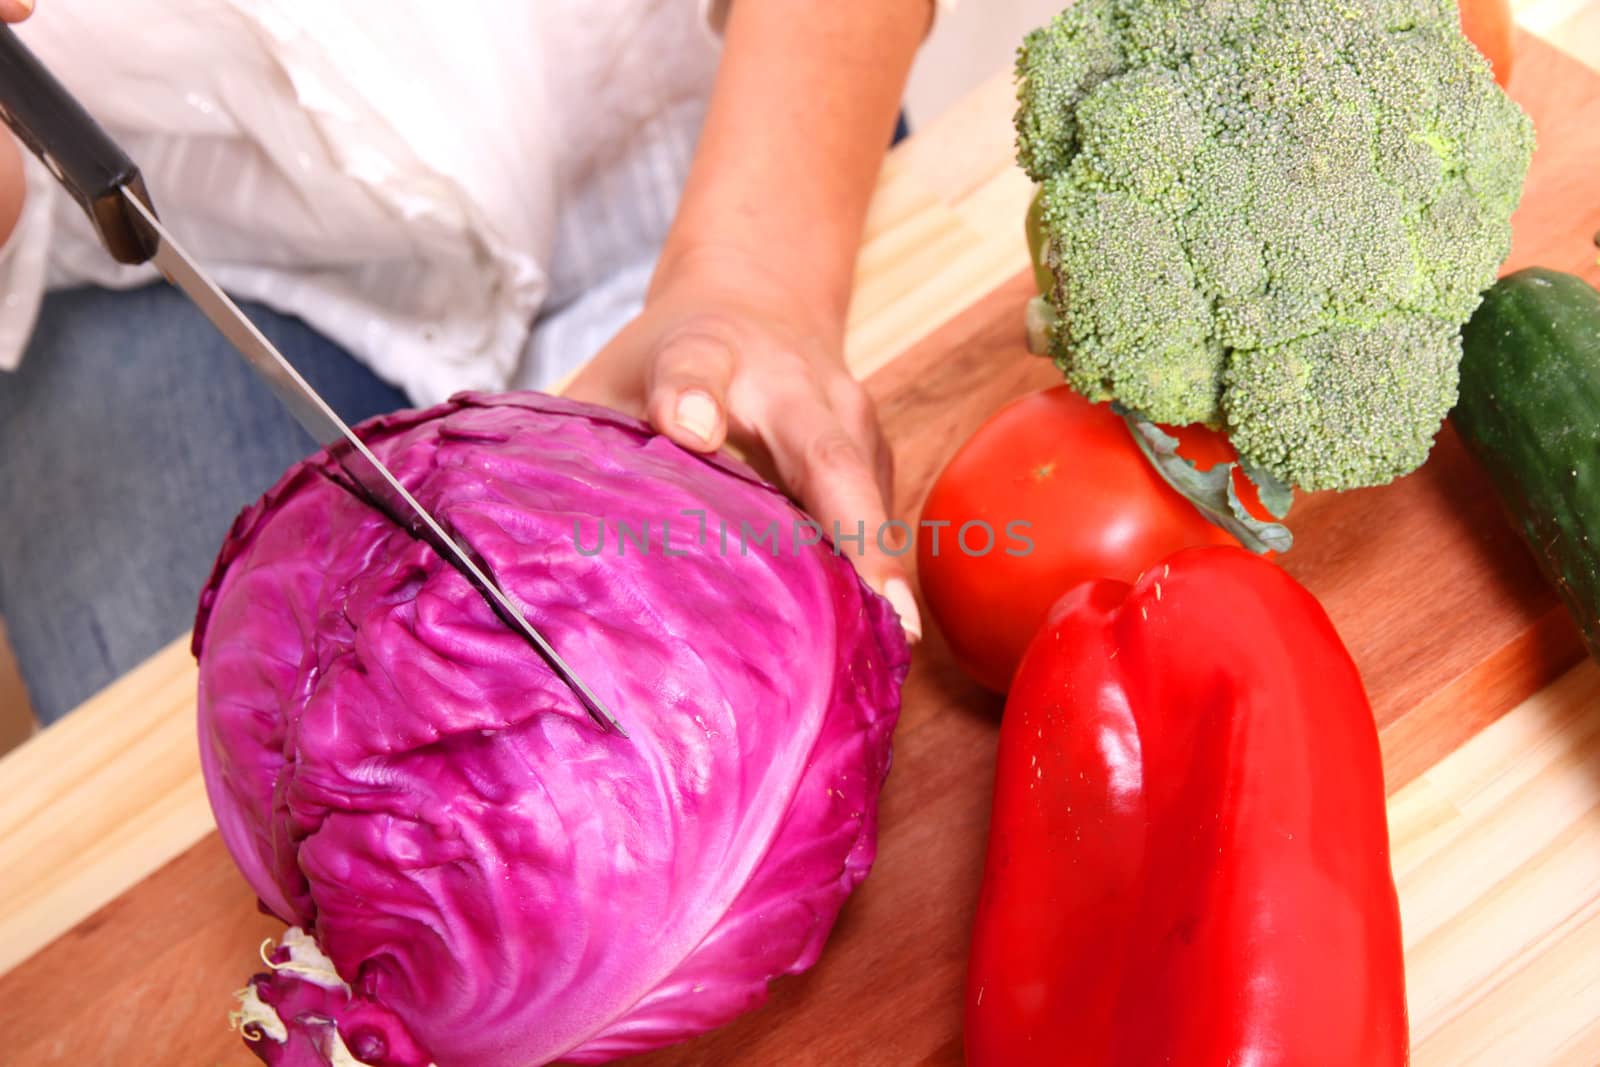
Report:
1018,0,1534,491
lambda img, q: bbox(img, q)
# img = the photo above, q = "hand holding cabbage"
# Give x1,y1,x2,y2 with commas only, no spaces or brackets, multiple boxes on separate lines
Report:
196,393,911,1066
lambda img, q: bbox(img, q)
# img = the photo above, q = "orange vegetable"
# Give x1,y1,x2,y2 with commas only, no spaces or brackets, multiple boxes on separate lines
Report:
1460,0,1515,86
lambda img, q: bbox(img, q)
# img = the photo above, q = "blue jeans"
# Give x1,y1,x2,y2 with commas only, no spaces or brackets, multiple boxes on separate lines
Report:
0,285,409,724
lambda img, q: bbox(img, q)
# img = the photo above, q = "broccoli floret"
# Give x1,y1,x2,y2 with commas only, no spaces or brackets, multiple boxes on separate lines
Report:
1018,0,1534,490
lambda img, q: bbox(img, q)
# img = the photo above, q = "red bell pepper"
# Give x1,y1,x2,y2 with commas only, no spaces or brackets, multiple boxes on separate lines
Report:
965,546,1407,1066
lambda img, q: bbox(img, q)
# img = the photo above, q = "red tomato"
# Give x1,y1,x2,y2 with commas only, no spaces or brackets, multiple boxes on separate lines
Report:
916,385,1238,693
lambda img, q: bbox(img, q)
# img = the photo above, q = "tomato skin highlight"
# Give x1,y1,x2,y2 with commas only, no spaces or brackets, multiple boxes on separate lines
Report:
916,385,1235,693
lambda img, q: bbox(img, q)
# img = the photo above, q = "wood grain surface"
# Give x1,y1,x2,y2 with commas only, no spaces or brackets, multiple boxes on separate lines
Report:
3,24,1600,1067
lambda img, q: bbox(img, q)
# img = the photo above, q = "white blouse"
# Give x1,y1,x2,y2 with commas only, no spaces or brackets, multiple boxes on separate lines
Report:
0,0,725,403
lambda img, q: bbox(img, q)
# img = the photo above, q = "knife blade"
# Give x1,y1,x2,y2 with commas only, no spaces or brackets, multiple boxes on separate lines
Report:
122,193,626,738
0,25,624,737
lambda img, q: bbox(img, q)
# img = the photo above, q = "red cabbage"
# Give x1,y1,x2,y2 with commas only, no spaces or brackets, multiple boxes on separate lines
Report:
195,393,910,1067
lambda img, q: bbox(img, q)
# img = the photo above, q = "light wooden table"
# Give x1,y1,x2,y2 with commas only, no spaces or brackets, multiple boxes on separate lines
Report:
2,10,1599,1065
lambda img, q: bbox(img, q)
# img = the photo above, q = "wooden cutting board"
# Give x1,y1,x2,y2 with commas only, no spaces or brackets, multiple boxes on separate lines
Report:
2,28,1599,1067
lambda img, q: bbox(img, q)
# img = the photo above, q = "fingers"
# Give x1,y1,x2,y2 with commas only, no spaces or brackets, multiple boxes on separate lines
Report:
645,331,738,453
826,374,894,507
763,380,921,643
596,311,919,644
563,322,650,414
0,0,32,22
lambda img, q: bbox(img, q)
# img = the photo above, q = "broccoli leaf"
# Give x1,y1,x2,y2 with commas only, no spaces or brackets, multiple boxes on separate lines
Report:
1116,406,1294,555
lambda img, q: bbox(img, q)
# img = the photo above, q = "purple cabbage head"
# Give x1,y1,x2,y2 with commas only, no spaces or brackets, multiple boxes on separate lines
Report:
194,393,910,1067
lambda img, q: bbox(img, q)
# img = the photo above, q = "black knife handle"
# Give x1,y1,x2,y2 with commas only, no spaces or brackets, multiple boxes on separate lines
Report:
0,23,156,264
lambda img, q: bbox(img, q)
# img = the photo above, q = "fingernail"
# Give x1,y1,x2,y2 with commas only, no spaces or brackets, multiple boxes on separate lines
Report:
675,390,718,445
883,578,922,644
7,0,33,18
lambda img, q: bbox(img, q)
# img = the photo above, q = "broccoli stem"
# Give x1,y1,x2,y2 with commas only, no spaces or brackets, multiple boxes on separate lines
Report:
1025,185,1054,298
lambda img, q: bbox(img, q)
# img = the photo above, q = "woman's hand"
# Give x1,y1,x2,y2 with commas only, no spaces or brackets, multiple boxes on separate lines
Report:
0,1,33,23
566,247,920,640
568,0,930,642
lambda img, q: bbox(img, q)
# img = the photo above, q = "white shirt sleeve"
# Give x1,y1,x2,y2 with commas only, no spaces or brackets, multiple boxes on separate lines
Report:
0,153,56,373
4,0,559,406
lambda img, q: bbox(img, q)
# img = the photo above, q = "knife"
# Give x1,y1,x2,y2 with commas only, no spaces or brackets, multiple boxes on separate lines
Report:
0,24,626,738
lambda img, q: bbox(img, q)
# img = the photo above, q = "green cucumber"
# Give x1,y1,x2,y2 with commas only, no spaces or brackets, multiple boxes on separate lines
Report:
1456,267,1600,659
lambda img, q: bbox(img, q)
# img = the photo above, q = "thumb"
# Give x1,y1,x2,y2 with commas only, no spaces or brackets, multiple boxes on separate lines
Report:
646,331,737,453
0,0,33,22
